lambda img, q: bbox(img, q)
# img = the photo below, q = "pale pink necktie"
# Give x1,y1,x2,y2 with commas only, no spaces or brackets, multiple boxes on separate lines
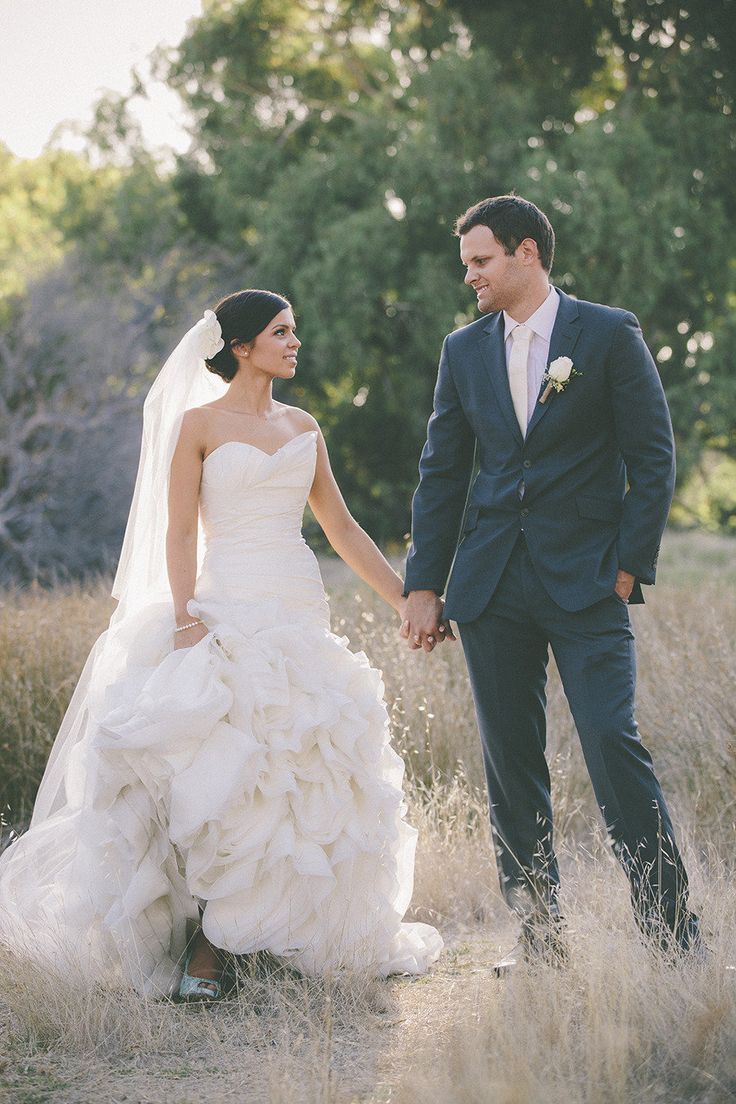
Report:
508,324,533,435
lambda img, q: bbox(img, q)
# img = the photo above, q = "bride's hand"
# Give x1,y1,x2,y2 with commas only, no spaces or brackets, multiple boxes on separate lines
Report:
174,621,209,650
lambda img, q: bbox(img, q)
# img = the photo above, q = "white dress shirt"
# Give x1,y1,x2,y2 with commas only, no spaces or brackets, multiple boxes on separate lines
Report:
503,286,560,424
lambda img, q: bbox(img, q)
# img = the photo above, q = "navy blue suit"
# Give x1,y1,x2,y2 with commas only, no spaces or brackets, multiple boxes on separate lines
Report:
405,289,699,946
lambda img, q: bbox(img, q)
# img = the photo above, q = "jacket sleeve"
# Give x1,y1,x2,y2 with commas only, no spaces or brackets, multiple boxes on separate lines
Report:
608,311,675,584
403,335,476,595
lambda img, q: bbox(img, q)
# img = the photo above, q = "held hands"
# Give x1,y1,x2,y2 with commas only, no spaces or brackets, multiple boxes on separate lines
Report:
399,590,456,653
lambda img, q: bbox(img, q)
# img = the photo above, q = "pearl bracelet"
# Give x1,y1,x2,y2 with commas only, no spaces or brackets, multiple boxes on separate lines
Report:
175,619,204,633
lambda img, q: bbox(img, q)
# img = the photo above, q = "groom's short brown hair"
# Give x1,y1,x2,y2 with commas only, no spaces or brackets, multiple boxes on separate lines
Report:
455,195,555,273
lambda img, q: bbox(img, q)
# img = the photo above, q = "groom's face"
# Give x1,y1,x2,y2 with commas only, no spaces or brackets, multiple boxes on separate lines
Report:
460,224,525,314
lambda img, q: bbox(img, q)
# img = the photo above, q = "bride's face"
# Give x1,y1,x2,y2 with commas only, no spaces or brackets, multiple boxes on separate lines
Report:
245,308,301,379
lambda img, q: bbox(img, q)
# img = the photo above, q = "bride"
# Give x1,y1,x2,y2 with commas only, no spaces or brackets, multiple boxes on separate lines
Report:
0,289,442,999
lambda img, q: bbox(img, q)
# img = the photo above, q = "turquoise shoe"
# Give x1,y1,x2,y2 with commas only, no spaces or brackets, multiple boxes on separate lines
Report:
178,949,223,1002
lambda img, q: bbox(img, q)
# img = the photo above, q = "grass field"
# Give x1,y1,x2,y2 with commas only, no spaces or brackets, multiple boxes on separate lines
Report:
0,529,734,1103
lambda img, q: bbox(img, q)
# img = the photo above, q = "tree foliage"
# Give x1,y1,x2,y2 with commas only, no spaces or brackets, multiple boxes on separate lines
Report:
163,0,735,536
1,0,735,579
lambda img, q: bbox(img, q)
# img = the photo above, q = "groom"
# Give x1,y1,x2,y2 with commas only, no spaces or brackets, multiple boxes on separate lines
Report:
402,194,701,971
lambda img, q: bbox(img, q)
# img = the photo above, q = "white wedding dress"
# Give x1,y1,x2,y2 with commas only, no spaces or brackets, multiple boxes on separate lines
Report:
0,430,442,995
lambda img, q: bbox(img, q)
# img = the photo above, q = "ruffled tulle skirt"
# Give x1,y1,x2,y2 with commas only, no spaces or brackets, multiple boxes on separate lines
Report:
0,593,442,995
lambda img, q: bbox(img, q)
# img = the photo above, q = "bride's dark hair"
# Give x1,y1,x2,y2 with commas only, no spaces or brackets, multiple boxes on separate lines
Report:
205,289,292,381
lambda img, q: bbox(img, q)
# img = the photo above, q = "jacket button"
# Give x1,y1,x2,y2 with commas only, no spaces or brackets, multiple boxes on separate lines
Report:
520,508,530,518
523,460,531,469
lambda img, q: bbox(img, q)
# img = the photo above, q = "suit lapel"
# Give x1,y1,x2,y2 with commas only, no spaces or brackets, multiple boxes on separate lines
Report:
525,288,583,440
478,312,524,446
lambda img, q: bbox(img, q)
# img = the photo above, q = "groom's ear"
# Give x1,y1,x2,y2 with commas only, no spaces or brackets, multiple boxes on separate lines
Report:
516,237,542,267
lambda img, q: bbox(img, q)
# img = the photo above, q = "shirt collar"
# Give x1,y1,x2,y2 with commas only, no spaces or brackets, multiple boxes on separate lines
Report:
504,285,559,343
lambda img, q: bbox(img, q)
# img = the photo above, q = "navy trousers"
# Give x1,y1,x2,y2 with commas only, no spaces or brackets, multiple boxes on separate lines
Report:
457,536,699,948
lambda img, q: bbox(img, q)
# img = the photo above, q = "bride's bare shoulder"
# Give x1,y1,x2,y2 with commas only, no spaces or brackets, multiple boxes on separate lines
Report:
177,405,212,453
184,403,225,430
278,403,321,435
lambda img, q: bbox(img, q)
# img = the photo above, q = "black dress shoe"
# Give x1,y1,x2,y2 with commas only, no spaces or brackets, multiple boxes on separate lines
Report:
492,941,525,979
666,937,735,973
493,915,568,978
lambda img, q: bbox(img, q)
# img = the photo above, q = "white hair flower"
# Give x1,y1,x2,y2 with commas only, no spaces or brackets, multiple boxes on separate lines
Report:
192,309,225,359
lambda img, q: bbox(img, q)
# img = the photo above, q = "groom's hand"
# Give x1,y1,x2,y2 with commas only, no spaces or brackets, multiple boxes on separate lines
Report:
614,569,636,602
400,590,456,652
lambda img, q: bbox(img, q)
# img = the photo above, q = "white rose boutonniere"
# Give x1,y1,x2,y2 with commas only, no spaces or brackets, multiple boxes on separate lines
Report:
539,356,580,403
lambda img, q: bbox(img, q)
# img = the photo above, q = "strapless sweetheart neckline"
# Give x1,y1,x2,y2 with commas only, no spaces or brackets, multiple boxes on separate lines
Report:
203,430,317,466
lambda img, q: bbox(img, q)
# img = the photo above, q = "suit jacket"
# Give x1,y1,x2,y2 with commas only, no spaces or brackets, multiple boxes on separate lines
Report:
404,288,676,622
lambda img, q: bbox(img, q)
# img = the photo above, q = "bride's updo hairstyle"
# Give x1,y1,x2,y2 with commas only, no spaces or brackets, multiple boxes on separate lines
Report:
204,289,292,382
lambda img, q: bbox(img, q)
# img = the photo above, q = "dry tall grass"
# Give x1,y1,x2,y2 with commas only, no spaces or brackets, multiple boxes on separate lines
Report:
0,531,734,1103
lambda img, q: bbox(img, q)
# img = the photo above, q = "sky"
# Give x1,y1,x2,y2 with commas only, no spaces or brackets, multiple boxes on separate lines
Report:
0,0,203,160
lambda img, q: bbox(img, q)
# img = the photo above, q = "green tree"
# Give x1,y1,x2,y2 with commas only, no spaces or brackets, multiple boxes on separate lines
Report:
160,0,735,535
0,145,112,313
4,0,736,584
